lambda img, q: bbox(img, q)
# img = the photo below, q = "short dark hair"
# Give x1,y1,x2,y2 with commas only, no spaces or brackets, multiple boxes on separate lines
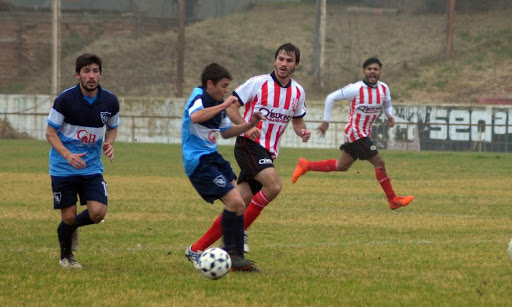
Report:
363,57,382,69
275,43,300,64
75,53,102,74
201,63,232,87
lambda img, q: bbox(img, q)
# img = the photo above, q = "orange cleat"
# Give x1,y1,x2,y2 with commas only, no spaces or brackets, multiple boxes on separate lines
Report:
292,158,310,183
389,195,415,210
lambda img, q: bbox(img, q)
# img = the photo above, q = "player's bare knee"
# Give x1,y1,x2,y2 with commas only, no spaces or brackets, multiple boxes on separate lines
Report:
89,210,106,223
338,164,350,172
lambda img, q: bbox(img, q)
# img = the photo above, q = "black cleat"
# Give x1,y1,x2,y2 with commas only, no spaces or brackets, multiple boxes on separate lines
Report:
229,254,260,272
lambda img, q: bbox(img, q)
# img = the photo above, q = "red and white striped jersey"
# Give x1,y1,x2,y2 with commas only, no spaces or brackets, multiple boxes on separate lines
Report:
234,72,306,159
322,80,393,143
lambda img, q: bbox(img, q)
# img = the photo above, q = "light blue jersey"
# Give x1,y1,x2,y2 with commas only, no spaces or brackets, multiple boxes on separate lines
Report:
181,87,232,177
47,84,120,177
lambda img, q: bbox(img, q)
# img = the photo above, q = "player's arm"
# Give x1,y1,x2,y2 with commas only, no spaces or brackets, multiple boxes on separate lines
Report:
382,88,395,127
292,117,311,143
190,96,236,124
103,126,117,163
221,112,265,139
317,89,345,137
46,125,86,169
226,98,261,140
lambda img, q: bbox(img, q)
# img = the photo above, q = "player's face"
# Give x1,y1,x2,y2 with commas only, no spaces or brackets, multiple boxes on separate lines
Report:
274,50,298,82
76,63,101,95
363,63,381,86
208,77,231,101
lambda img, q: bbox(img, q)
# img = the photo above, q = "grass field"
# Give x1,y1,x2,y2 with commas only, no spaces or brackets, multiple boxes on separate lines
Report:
1,139,511,306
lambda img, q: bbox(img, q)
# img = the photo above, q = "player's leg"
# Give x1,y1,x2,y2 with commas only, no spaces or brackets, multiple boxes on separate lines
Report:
368,153,414,210
292,144,355,183
185,154,239,267
52,176,82,268
243,167,280,230
58,206,82,268
221,187,260,272
220,188,245,257
78,174,108,226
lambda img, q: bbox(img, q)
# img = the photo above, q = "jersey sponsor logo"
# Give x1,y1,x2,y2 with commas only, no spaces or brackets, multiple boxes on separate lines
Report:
53,192,62,204
100,112,111,124
357,106,381,114
207,131,217,144
259,107,292,123
258,158,273,165
77,130,97,144
213,175,226,187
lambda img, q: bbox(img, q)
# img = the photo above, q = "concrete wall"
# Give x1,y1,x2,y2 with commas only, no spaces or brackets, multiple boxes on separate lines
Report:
1,94,512,153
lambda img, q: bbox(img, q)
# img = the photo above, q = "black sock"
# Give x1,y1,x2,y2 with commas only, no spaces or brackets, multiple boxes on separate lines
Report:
221,209,238,256
234,214,244,256
75,209,94,227
57,222,75,259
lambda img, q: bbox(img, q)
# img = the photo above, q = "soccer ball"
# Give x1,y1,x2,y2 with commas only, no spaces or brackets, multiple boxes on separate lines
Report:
507,239,512,261
199,248,231,280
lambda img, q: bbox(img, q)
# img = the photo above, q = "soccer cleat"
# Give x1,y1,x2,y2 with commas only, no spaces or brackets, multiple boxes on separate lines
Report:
389,195,415,210
292,158,309,183
185,246,202,270
71,228,80,252
229,254,260,272
243,231,250,253
59,255,82,269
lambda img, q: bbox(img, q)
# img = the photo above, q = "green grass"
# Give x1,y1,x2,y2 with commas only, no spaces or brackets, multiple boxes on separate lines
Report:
1,139,512,306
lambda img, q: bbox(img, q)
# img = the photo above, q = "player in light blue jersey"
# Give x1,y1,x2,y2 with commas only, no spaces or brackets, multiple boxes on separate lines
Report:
182,63,264,272
46,53,120,268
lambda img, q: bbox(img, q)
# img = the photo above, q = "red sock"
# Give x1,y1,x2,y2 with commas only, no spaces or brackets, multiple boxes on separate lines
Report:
308,159,338,172
191,214,222,252
244,191,270,230
375,167,396,202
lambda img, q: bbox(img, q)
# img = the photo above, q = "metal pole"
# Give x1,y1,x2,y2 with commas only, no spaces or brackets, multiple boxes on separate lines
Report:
177,0,185,97
445,0,456,57
312,0,326,89
51,0,61,97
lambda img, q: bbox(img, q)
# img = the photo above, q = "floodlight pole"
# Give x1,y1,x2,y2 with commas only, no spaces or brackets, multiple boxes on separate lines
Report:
52,0,61,97
177,0,185,97
312,0,326,89
445,0,456,57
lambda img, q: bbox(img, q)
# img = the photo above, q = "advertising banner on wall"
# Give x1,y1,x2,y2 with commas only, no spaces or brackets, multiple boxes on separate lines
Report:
373,105,512,153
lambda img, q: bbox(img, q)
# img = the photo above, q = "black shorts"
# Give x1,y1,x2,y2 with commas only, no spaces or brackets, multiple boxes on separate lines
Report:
340,137,379,161
189,152,237,204
51,174,108,209
234,136,274,195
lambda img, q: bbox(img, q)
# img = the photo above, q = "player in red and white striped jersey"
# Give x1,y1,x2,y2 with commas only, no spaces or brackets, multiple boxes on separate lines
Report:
292,57,414,210
187,43,311,255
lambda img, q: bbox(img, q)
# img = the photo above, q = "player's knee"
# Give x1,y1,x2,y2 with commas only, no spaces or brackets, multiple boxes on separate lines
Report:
226,198,245,215
338,164,350,172
89,210,106,223
266,181,282,199
61,215,76,225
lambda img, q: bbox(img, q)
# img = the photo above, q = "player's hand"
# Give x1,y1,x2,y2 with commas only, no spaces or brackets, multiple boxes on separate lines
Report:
223,95,238,109
245,127,261,141
249,112,265,126
300,129,311,143
387,116,396,128
316,121,329,137
66,152,87,169
103,143,114,163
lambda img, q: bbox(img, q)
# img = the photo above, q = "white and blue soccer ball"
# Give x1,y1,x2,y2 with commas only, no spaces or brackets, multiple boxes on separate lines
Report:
199,248,231,280
507,239,512,261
